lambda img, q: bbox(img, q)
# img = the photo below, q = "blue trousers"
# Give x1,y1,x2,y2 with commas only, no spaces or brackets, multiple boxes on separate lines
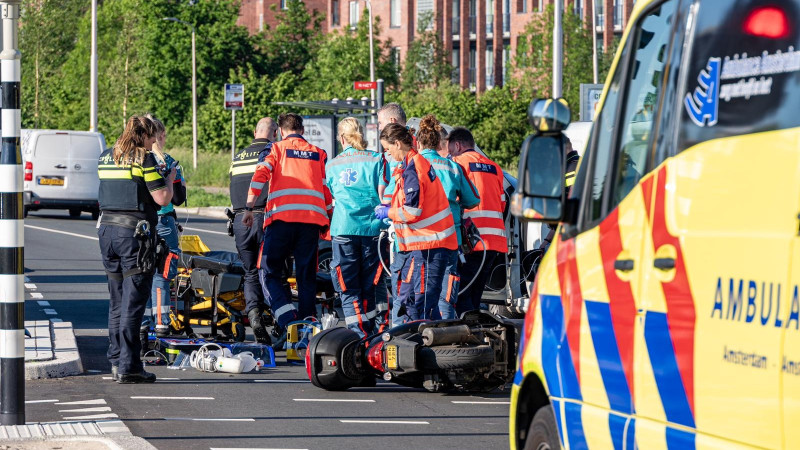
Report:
99,224,153,375
456,250,500,316
331,235,380,338
145,214,179,330
438,250,460,320
233,212,265,313
260,220,319,328
374,237,392,331
390,250,410,327
397,248,449,322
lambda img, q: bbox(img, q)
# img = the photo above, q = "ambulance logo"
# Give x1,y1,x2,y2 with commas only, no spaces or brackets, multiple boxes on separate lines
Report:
685,57,721,127
340,168,358,186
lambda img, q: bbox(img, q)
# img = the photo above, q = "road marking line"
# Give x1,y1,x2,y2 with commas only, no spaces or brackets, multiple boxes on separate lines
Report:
62,413,119,420
24,224,99,241
50,318,62,323
340,420,429,425
36,300,49,306
24,276,30,282
25,283,36,289
211,448,309,450
55,399,106,406
43,309,57,315
163,417,255,422
156,377,180,381
293,398,374,403
30,293,43,299
25,399,58,404
451,401,511,405
58,407,112,413
253,379,310,383
130,396,214,400
182,226,229,236
87,369,102,373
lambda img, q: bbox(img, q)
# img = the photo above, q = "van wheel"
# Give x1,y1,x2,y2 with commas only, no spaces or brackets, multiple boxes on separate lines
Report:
91,209,100,221
68,208,81,219
523,406,560,450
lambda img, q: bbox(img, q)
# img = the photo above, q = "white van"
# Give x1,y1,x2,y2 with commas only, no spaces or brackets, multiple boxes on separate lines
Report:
22,129,105,219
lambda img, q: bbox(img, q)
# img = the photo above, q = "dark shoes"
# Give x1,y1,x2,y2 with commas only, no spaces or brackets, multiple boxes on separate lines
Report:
248,308,272,345
117,370,157,384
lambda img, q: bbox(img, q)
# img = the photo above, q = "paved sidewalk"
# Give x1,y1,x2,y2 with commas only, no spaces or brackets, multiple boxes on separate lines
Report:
0,420,157,449
24,320,83,380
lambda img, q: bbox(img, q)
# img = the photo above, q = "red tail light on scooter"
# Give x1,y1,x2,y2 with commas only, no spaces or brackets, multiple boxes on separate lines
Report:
24,161,32,182
366,341,385,371
305,342,313,380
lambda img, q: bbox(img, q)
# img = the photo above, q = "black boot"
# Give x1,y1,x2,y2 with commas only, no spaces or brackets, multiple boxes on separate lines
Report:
247,308,271,345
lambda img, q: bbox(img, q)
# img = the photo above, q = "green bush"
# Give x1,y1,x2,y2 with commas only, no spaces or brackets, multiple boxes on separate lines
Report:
184,186,231,208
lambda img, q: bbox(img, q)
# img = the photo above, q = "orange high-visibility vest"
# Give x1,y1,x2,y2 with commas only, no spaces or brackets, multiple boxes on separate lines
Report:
249,134,332,228
453,150,507,253
389,149,458,252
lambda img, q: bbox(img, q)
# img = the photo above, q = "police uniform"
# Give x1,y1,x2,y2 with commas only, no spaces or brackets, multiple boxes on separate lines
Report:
419,148,480,319
249,134,332,328
453,149,508,315
325,146,384,338
230,138,272,317
97,150,166,380
389,149,458,322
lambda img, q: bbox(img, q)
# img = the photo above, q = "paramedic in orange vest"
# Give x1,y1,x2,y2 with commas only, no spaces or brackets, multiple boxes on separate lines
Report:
375,124,458,322
449,127,508,315
242,113,333,329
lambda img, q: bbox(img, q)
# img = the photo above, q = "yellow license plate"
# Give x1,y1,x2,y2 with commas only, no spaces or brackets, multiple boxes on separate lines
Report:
386,345,398,370
37,177,64,186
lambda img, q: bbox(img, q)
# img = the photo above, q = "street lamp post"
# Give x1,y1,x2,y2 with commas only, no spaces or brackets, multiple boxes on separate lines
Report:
364,0,375,105
553,0,563,98
90,0,97,132
163,17,198,169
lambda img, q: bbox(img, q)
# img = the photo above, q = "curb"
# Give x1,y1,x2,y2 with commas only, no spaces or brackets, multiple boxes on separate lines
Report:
1,420,157,450
25,320,83,380
174,206,229,219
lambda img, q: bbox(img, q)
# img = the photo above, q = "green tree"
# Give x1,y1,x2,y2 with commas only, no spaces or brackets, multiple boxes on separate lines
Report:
259,0,325,77
401,12,453,92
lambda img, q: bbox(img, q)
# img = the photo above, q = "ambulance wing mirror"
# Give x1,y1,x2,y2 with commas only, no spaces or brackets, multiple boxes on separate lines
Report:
511,98,571,223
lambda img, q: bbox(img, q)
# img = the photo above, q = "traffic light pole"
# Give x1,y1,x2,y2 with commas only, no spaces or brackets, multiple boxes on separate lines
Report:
0,0,25,426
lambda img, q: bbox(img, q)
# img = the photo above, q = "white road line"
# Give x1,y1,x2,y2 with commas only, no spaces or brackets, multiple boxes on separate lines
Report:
24,276,30,282
58,406,112,413
87,369,101,373
55,399,107,406
36,300,50,306
451,401,510,405
101,377,113,380
253,380,310,383
340,419,429,425
210,448,309,450
293,398,374,403
163,417,255,422
24,283,36,289
24,224,99,241
50,318,62,323
43,309,57,315
25,399,58,404
62,413,119,420
130,396,214,400
182,226,229,236
156,377,181,381
30,293,43,299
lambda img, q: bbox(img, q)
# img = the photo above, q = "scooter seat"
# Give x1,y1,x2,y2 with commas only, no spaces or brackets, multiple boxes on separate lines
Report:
188,251,245,275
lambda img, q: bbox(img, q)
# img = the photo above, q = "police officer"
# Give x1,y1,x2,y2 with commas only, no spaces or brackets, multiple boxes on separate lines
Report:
325,118,384,337
449,127,508,315
242,113,333,330
230,117,278,344
98,115,174,384
416,115,480,320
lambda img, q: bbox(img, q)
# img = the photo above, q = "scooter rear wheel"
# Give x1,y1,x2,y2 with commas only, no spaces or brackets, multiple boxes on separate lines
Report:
418,345,495,370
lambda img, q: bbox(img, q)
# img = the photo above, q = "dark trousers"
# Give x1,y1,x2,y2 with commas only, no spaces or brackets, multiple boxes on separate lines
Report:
456,250,499,316
260,220,320,328
331,235,380,338
98,224,153,375
398,248,449,322
233,212,265,313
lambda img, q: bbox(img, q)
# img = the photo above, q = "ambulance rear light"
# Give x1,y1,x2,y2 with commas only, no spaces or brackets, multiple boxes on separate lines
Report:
24,161,32,181
743,6,790,39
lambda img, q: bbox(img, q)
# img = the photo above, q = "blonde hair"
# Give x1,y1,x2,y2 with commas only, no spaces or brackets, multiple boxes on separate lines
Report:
337,117,367,151
144,114,167,161
113,115,157,166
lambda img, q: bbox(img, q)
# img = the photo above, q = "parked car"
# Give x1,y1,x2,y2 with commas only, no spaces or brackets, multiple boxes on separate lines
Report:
22,129,105,219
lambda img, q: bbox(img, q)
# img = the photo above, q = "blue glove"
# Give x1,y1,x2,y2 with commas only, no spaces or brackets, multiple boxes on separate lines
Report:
374,204,390,220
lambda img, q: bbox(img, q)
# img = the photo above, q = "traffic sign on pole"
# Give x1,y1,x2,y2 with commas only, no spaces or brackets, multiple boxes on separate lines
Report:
224,83,244,110
354,81,377,90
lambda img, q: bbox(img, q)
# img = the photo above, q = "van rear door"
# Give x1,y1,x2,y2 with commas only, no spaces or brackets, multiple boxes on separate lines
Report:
31,132,70,200
66,133,102,201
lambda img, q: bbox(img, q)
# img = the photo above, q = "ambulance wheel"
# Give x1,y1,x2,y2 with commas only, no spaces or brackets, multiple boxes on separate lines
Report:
68,208,81,218
489,304,525,319
419,345,495,370
523,406,559,450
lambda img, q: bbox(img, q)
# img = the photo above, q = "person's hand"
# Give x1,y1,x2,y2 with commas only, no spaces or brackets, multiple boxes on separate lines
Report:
242,211,254,228
166,167,177,183
374,204,390,220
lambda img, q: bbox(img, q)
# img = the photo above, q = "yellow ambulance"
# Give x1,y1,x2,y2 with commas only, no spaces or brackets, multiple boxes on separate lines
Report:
508,0,800,448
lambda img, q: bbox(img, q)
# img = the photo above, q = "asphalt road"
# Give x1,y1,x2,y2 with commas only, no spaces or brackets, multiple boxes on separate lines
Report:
23,209,511,450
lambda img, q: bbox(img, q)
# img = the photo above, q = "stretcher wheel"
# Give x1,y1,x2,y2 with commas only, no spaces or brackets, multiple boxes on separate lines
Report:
418,345,495,370
523,405,559,450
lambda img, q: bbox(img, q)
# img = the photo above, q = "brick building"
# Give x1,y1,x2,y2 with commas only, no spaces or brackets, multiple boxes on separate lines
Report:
238,0,631,93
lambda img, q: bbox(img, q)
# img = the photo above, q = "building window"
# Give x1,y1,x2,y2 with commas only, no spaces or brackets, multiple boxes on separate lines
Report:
469,0,477,34
452,50,460,83
469,47,476,89
574,0,583,20
614,0,623,28
333,0,340,26
391,0,401,27
349,1,359,29
486,0,494,34
280,0,287,10
502,46,509,84
392,47,402,71
452,0,460,35
486,47,494,88
503,0,510,32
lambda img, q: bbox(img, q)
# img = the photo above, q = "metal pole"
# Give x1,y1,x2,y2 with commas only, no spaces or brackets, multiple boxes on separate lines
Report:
231,109,236,159
553,0,563,98
90,0,97,132
191,26,198,170
366,0,375,105
376,79,384,153
0,0,25,425
591,0,598,84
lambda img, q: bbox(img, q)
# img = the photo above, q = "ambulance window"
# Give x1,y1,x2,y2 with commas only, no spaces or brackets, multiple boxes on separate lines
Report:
610,0,677,206
679,0,800,149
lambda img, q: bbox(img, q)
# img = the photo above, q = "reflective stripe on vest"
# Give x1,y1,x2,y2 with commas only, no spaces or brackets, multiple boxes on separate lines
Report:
266,203,329,219
396,226,457,246
463,210,504,220
270,188,325,201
